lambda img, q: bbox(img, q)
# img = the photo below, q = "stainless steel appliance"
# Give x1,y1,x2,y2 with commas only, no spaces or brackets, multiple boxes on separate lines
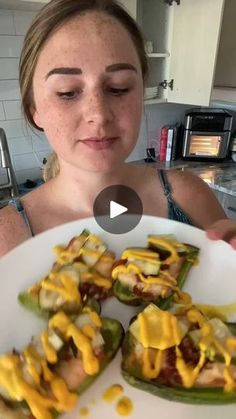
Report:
182,108,233,161
0,128,18,197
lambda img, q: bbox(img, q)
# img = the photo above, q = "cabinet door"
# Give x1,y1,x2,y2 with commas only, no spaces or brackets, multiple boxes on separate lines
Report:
168,0,225,106
118,0,137,19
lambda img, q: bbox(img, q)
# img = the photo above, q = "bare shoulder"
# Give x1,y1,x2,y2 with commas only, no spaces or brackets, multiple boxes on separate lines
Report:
0,204,31,257
167,169,216,197
166,169,226,228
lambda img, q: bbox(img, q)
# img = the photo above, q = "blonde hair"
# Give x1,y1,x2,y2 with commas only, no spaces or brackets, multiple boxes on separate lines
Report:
42,152,60,182
19,0,148,181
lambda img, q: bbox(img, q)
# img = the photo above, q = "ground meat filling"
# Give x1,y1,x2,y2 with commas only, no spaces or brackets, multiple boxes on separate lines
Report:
155,336,202,387
79,282,111,300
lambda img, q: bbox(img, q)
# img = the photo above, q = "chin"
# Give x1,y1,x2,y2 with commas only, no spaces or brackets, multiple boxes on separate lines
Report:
77,155,126,174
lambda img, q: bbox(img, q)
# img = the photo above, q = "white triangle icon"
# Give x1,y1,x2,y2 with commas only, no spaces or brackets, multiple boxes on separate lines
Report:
110,200,128,219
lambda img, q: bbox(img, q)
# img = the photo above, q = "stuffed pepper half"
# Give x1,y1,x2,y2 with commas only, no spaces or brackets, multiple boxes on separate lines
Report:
122,303,236,404
18,229,116,319
0,307,123,419
112,234,199,308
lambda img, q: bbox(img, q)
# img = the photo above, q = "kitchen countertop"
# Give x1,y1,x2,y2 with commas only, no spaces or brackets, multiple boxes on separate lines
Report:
0,160,236,208
131,159,236,197
0,179,43,209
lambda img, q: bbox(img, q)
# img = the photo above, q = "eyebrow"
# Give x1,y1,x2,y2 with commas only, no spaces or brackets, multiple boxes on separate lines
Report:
106,63,137,73
45,67,82,79
45,63,137,79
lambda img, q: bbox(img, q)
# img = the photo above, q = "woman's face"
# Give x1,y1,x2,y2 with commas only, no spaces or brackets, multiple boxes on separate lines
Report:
32,12,144,173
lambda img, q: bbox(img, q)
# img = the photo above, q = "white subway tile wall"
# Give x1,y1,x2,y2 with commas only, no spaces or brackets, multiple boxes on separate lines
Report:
0,80,20,101
12,11,37,35
0,58,19,79
0,35,24,57
0,11,15,35
0,8,51,186
0,102,5,120
3,100,22,119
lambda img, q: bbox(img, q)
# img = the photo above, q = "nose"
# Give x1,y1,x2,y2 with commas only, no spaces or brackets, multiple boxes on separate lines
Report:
82,90,114,125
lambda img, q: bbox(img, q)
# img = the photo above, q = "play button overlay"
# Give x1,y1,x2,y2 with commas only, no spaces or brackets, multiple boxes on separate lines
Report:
110,201,127,218
93,184,143,234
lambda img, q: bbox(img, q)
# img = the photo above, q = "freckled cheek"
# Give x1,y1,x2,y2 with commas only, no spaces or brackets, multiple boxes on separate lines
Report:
118,99,142,136
36,99,71,136
39,108,73,149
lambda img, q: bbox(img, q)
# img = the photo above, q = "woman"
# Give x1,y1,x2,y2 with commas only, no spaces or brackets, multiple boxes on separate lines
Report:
0,0,235,257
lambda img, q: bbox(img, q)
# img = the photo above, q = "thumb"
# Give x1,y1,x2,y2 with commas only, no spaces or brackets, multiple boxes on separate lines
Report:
206,219,236,243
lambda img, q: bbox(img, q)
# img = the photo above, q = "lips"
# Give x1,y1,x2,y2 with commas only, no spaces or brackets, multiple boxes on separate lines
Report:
80,137,118,151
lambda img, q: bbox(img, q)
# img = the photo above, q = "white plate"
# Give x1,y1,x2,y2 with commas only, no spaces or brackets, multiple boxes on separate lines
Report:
1,215,236,419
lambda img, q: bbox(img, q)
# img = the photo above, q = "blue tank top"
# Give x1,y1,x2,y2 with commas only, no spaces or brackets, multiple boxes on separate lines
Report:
7,169,193,236
159,169,193,226
8,197,34,236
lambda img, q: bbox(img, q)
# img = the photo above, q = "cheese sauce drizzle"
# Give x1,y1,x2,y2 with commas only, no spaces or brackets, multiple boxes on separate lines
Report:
112,242,190,301
0,310,102,419
54,233,106,265
133,304,236,392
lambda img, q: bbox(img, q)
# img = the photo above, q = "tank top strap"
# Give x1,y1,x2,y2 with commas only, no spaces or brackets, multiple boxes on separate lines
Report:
158,169,194,226
8,197,34,237
159,169,172,199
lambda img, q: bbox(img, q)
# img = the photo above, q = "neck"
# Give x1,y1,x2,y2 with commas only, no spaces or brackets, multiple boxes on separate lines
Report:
49,161,134,214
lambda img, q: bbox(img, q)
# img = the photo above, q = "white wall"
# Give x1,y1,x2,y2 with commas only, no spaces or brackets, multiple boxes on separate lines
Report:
0,9,52,186
127,102,191,162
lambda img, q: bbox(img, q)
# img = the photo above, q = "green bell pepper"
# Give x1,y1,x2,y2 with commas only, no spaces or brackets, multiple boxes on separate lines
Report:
121,325,236,405
113,243,199,309
18,291,101,320
74,317,124,395
1,317,123,418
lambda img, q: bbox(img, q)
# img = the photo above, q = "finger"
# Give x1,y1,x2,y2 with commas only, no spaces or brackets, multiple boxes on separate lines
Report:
206,219,236,243
229,238,236,250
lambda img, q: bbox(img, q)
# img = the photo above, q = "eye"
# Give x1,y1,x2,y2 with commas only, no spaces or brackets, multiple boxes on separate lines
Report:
56,91,78,100
107,87,130,96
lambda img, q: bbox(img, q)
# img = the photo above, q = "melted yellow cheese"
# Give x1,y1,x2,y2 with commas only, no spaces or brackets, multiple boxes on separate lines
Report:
102,384,124,403
53,232,103,263
112,263,176,289
0,352,77,419
67,325,99,375
0,309,103,419
80,406,90,416
55,244,104,265
84,273,112,289
116,396,133,417
130,304,183,350
40,331,57,364
82,324,96,339
112,241,186,295
89,311,102,328
195,301,236,323
121,248,160,264
49,311,100,375
142,348,164,379
41,272,81,303
131,304,236,391
175,347,206,388
147,238,181,264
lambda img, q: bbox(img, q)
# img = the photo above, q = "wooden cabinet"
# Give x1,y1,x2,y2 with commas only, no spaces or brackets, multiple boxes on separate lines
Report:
3,0,234,107
211,0,236,104
121,0,234,107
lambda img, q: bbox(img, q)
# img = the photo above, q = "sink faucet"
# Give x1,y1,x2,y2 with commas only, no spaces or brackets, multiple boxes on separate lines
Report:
0,128,19,197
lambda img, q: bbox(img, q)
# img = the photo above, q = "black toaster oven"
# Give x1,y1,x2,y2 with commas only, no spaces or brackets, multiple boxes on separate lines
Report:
182,108,233,161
